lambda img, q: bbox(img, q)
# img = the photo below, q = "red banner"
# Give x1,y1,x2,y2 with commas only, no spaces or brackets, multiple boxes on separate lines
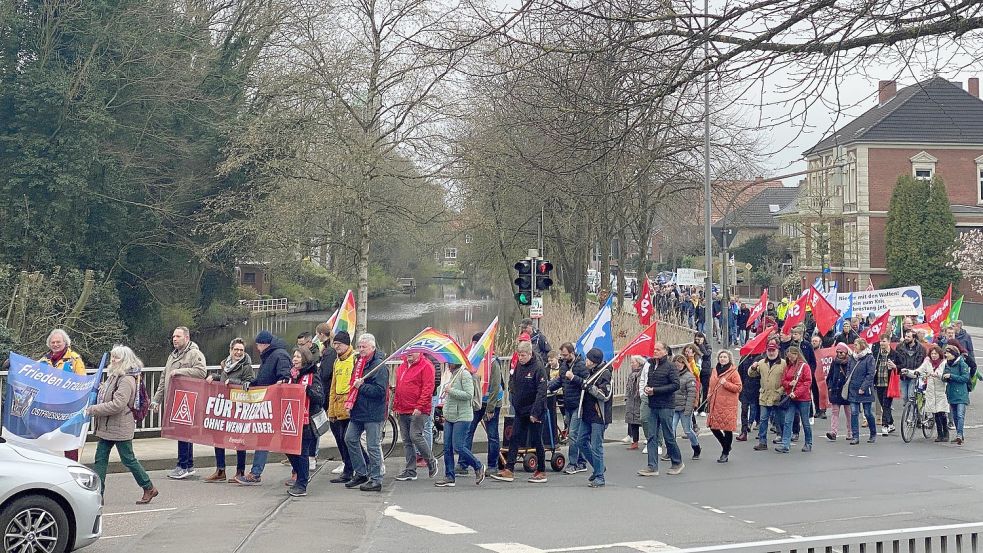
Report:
161,376,306,455
860,311,891,344
634,277,654,326
923,283,952,334
815,347,834,410
746,290,768,329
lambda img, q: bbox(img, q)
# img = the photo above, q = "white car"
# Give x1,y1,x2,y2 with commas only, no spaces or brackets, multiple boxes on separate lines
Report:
0,436,102,553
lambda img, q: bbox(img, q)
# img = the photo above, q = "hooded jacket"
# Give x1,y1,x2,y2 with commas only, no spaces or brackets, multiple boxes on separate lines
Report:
253,337,292,387
673,366,697,415
90,365,141,442
393,355,436,414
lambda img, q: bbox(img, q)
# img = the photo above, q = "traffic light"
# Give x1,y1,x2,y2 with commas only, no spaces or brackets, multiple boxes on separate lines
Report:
536,260,554,291
514,259,532,305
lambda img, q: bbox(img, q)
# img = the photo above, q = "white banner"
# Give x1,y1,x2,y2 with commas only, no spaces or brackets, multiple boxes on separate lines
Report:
676,268,707,286
835,286,924,317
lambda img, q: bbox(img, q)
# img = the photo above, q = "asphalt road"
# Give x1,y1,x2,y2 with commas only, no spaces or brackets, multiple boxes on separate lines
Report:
86,413,983,553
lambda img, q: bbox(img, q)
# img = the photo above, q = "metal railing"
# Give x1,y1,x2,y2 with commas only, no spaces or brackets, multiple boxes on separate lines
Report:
238,298,288,313
674,522,983,553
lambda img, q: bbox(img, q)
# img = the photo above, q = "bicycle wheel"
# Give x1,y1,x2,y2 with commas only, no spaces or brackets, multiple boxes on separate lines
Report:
366,415,400,459
921,410,936,440
900,401,917,443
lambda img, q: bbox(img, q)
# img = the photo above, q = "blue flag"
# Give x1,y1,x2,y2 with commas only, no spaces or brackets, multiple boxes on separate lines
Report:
2,351,102,452
835,293,854,334
576,296,615,361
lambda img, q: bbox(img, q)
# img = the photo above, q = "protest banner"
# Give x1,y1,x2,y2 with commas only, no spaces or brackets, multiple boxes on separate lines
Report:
161,376,306,455
814,347,834,410
676,268,706,286
1,351,102,452
834,286,923,317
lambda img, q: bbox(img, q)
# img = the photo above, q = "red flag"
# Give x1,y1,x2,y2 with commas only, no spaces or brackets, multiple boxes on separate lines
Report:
781,294,808,334
740,325,775,357
745,290,768,329
612,321,658,369
633,277,654,326
806,286,840,336
923,284,953,334
860,311,891,344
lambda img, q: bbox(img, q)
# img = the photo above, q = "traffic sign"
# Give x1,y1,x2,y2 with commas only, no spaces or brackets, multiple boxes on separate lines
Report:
745,263,753,270
530,297,544,319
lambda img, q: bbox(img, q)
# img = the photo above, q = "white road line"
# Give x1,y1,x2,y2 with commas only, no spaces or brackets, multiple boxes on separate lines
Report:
99,534,135,540
808,512,913,525
721,496,861,510
478,544,545,553
478,541,678,553
765,527,786,534
216,503,238,506
103,507,177,516
383,505,476,535
708,508,725,514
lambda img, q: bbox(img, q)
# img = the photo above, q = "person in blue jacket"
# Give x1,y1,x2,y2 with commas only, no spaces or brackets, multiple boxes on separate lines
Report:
236,330,292,486
847,338,878,445
344,333,389,492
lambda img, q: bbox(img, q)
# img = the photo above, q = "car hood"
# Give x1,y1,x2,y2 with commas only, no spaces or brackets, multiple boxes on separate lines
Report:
1,439,81,468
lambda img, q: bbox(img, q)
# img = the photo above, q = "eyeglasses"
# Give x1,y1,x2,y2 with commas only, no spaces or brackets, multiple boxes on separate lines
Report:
232,348,245,353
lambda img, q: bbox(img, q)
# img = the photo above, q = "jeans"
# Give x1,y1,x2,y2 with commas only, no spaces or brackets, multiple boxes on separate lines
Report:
177,441,194,469
757,404,782,443
287,429,318,490
444,420,482,480
250,450,269,477
93,439,152,495
782,400,812,449
851,401,877,439
398,413,434,475
900,378,917,404
329,418,358,478
646,406,681,470
672,411,700,448
346,419,384,484
577,421,607,482
421,395,437,452
459,405,502,470
950,403,967,437
214,448,246,473
506,415,545,470
565,409,587,466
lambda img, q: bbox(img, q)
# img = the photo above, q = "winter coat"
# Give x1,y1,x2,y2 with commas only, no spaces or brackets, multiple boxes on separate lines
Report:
826,358,851,406
393,356,436,414
549,355,588,413
291,363,325,426
738,355,760,404
834,330,859,346
846,351,876,403
673,368,697,415
42,348,86,375
916,358,950,414
646,355,679,410
90,369,139,442
484,358,505,415
530,331,552,362
782,360,812,402
216,354,254,385
327,348,355,420
697,342,712,377
750,356,786,407
349,349,389,423
443,367,476,423
737,307,750,329
572,365,612,425
509,355,547,419
625,368,643,425
318,346,338,398
944,357,971,405
891,340,926,378
956,329,975,356
252,337,292,387
152,341,207,405
708,365,742,432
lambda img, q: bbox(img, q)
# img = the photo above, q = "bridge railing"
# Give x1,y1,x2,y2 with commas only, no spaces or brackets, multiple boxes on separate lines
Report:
238,297,288,313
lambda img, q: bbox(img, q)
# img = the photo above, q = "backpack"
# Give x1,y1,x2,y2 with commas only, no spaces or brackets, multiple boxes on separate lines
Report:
130,374,151,422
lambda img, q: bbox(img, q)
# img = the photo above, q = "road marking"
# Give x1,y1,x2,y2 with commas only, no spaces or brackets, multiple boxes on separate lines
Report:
721,497,860,510
809,512,913,525
216,503,238,506
104,507,177,516
765,527,786,534
99,534,135,540
383,505,476,535
478,541,678,553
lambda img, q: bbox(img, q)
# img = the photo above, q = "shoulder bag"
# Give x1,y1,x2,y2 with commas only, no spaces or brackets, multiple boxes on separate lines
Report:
776,363,804,410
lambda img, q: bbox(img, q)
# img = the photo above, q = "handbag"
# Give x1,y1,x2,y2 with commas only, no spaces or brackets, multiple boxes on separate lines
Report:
310,408,331,437
841,364,858,402
886,369,901,399
777,363,805,410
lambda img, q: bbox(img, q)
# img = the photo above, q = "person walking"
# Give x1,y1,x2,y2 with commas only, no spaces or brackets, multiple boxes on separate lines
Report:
87,345,158,504
847,337,878,445
284,347,324,497
638,342,684,477
751,340,786,451
344,334,389,492
736,352,760,442
151,327,207,480
236,330,291,486
570,348,613,487
491,341,548,483
891,329,926,404
777,346,812,453
436,363,486,487
41,329,87,461
670,354,700,460
393,352,439,482
692,335,712,416
825,342,854,441
624,357,644,450
551,343,589,474
943,344,971,445
458,332,505,477
204,338,254,483
915,345,950,442
326,331,359,482
873,336,896,436
707,351,742,462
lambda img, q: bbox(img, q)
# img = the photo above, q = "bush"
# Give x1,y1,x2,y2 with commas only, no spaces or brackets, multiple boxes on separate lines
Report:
160,303,198,332
271,281,311,303
237,285,259,301
198,303,250,329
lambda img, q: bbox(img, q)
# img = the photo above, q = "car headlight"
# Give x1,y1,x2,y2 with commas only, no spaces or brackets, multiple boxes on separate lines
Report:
68,466,100,492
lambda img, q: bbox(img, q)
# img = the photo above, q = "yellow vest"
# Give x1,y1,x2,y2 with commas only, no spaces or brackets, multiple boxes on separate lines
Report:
334,351,355,395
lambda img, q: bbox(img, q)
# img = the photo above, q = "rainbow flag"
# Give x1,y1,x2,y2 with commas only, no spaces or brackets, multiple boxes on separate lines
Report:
332,290,356,335
467,318,498,396
911,322,935,343
386,327,474,373
325,308,339,330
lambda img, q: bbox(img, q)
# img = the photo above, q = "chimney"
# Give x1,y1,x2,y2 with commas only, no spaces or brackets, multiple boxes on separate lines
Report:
971,77,980,98
878,80,897,105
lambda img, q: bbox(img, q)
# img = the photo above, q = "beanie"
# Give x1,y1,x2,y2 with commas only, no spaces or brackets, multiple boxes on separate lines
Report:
334,331,352,346
586,348,604,365
835,342,851,355
255,330,274,345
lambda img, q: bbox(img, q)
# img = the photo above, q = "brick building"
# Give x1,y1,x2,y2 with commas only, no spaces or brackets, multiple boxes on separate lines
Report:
788,76,983,298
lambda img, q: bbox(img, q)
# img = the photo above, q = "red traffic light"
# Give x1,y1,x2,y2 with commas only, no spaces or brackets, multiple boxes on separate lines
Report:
537,261,553,274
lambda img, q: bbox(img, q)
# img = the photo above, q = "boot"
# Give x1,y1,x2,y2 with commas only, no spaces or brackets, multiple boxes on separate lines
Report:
627,442,639,450
136,487,159,505
204,469,226,483
736,432,747,442
692,445,701,460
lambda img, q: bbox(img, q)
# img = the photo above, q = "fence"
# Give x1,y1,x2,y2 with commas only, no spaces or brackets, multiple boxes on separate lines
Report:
238,297,288,313
673,522,983,553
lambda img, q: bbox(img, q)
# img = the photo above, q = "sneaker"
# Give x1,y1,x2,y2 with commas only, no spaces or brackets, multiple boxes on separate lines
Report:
868,436,876,444
331,465,345,475
637,468,659,477
455,467,470,476
588,479,606,488
801,444,812,452
825,432,837,442
204,470,226,483
284,477,296,486
881,428,888,437
621,436,633,444
667,463,685,475
753,442,768,451
489,469,514,482
309,457,316,470
791,434,799,443
849,438,860,445
167,467,189,480
287,485,307,497
888,425,896,434
345,475,369,489
475,465,486,485
528,471,547,483
235,473,262,486
563,464,588,475
774,447,789,453
772,437,783,444
659,454,670,462
329,475,352,484
394,471,417,481
359,481,382,492
434,479,456,487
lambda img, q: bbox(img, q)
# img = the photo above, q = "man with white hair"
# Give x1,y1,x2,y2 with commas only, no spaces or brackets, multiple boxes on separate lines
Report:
41,328,87,460
151,327,207,480
344,333,389,492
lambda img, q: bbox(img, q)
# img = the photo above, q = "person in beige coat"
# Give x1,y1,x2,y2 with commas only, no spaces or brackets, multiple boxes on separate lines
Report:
151,327,207,479
750,339,787,450
87,345,158,504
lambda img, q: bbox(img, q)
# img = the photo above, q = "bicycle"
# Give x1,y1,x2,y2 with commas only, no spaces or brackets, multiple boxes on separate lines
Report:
900,373,935,443
374,409,445,460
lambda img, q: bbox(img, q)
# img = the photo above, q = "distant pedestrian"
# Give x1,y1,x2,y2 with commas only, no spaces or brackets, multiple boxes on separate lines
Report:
283,347,324,497
891,329,926,403
491,341,548,483
344,333,389,492
751,340,786,451
41,328,86,461
436,363,486,487
393,351,439,482
825,342,854,441
638,341,684,477
943,344,971,445
670,354,700,460
87,345,158,504
151,327,207,480
624,357,644,450
520,318,552,362
236,330,291,486
707,351,742,463
847,338,877,445
204,338,254,483
459,332,505,477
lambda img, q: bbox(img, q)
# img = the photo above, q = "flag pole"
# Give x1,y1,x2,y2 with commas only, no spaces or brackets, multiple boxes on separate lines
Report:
79,352,108,461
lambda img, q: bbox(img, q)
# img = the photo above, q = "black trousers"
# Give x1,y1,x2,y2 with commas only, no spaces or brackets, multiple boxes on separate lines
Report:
711,429,733,454
628,423,641,442
875,386,893,426
507,415,545,470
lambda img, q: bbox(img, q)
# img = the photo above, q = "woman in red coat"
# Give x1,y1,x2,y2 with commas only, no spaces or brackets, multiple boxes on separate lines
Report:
707,350,743,463
778,346,813,454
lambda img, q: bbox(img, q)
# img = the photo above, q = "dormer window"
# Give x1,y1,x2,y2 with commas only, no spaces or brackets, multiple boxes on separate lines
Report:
910,151,938,180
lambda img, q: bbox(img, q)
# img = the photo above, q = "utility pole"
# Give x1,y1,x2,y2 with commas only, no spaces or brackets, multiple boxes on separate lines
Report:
702,0,713,340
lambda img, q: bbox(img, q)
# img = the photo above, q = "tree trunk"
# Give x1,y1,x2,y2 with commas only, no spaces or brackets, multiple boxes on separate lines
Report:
357,216,370,336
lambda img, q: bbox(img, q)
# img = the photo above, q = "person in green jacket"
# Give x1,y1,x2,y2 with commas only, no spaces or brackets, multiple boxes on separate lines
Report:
942,344,971,445
436,363,486,487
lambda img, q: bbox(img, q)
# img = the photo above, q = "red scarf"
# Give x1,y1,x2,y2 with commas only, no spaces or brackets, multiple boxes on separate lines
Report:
930,356,944,369
343,355,371,411
48,349,67,366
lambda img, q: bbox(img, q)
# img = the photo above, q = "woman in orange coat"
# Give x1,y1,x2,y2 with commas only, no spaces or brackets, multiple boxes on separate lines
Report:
707,350,743,463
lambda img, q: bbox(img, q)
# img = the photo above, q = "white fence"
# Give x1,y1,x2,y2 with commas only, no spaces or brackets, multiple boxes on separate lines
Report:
238,298,288,313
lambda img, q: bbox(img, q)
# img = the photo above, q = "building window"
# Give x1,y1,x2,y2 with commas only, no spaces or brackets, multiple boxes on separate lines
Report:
243,272,257,284
444,248,457,260
914,168,933,180
464,234,473,244
976,155,983,204
910,151,938,181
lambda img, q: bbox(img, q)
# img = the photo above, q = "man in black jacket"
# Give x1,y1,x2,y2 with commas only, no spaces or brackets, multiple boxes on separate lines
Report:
491,342,548,483
890,329,926,403
548,343,589,474
236,330,292,486
570,348,612,487
639,342,684,477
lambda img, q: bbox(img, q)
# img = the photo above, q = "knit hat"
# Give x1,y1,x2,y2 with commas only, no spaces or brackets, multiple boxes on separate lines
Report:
334,331,351,346
518,332,532,342
586,348,604,365
255,330,274,345
944,344,962,358
835,342,851,355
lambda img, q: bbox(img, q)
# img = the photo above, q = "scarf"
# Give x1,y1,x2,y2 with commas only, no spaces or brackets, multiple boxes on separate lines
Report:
715,362,732,376
687,357,700,379
930,356,944,369
343,354,371,410
48,348,67,366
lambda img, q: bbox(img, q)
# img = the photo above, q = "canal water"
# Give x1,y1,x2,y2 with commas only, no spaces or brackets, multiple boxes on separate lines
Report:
142,281,519,366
